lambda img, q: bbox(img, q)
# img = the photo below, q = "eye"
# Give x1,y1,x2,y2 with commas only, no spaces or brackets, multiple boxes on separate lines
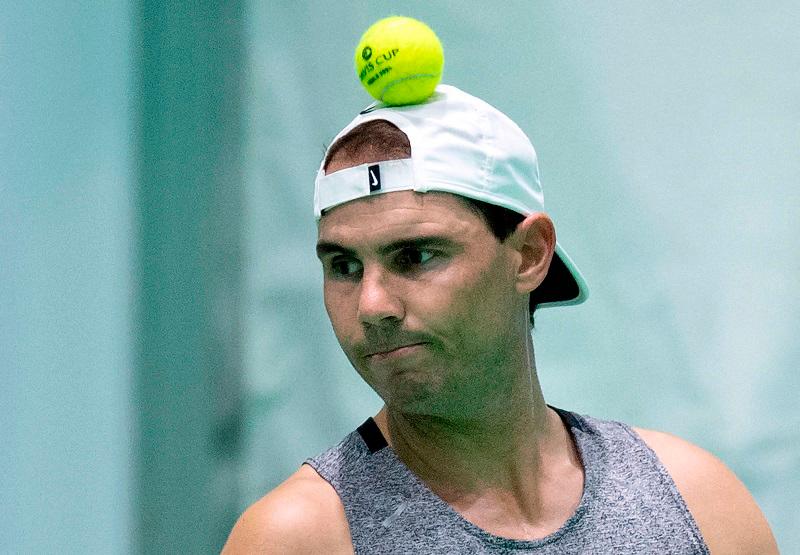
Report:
328,257,362,278
394,247,436,270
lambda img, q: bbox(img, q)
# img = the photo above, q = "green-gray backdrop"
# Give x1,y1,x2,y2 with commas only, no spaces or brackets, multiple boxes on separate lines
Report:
2,2,798,553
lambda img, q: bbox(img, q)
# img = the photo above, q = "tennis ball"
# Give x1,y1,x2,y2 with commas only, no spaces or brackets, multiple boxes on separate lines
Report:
354,16,444,106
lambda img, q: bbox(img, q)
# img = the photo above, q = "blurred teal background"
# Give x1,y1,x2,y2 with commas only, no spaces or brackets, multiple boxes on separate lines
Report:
2,2,798,553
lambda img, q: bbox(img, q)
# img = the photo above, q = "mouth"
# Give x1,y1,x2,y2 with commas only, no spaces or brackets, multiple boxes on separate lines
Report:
366,342,427,361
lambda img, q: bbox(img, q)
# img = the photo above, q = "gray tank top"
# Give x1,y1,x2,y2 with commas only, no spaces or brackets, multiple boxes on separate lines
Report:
305,408,709,554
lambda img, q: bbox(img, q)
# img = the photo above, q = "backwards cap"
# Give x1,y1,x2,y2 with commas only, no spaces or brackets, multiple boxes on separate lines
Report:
314,84,588,309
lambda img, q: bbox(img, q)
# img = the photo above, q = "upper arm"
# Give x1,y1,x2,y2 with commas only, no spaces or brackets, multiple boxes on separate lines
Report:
221,465,352,555
634,427,779,555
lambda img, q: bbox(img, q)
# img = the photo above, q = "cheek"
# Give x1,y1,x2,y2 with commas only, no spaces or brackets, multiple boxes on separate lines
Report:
456,288,509,351
418,263,513,341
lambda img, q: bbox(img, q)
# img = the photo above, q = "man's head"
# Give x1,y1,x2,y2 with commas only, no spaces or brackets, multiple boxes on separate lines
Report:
315,85,588,321
315,184,555,417
313,85,587,415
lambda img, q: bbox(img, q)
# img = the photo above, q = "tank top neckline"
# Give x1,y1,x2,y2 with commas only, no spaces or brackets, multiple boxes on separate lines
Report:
354,406,595,548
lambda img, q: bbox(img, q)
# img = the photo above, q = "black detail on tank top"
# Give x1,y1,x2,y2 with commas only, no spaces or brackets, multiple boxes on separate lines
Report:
357,417,388,453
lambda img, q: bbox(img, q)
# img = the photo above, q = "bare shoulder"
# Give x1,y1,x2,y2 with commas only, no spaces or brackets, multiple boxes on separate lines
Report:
633,427,779,554
221,464,353,554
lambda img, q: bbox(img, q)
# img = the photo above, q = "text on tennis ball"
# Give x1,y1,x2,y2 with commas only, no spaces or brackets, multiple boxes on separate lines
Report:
359,47,400,85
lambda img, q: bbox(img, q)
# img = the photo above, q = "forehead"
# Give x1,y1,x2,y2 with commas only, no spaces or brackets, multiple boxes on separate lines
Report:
317,190,488,247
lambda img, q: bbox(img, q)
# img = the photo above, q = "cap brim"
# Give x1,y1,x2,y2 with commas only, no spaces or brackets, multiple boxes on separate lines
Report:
532,243,589,309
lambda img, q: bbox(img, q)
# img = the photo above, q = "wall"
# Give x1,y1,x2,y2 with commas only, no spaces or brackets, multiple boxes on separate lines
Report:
1,3,133,553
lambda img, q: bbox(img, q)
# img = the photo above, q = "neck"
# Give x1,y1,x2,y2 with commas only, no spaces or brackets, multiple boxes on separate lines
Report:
372,334,583,531
375,369,553,492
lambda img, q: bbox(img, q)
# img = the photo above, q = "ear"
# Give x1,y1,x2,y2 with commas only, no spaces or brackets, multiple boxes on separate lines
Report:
509,212,556,295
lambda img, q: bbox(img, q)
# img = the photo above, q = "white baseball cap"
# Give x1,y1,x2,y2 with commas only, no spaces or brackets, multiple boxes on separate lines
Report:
314,84,588,309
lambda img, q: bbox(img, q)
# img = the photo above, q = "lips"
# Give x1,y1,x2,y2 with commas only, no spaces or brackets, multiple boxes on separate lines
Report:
365,342,426,358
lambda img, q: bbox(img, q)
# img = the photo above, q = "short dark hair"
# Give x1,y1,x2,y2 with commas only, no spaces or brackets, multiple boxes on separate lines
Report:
324,120,538,324
324,120,410,172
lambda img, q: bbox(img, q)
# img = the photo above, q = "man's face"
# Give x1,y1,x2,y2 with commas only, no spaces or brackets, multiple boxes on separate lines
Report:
316,190,526,416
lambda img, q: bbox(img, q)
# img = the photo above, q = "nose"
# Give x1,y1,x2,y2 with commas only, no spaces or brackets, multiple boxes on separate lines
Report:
357,265,404,326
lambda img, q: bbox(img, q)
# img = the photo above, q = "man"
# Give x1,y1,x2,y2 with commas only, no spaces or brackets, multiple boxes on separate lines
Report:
224,85,777,553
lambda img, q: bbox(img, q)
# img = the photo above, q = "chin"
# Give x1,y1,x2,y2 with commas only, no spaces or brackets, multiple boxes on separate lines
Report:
383,385,464,419
375,379,436,415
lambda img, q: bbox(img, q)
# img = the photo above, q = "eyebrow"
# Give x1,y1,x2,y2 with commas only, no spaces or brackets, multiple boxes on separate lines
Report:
316,235,460,259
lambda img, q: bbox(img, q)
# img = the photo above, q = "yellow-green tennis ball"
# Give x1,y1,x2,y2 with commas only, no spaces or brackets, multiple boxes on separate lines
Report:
354,16,444,106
